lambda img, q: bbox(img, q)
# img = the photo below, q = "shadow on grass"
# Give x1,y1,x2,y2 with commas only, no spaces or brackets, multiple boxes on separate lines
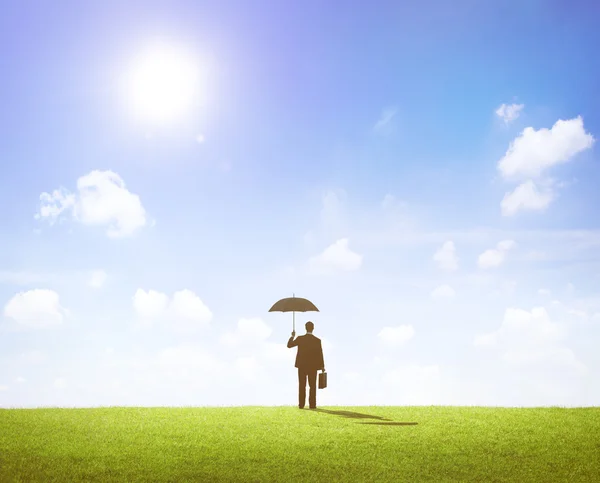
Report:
358,422,418,426
314,409,393,421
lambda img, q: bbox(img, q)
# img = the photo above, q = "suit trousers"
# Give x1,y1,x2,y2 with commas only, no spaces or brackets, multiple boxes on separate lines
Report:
298,367,318,408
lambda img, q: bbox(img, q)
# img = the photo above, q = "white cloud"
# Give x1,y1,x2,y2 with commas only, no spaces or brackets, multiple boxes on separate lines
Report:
16,377,26,384
497,116,594,179
133,289,212,331
495,103,524,124
501,180,554,216
196,134,205,143
133,289,169,319
309,238,363,273
378,325,415,346
0,385,8,391
474,307,563,347
36,170,148,237
220,317,273,347
370,361,457,406
431,284,455,300
478,239,516,269
497,240,516,251
473,307,585,373
3,289,66,328
54,378,67,389
496,116,594,216
433,240,458,271
218,318,296,380
380,364,446,404
170,289,213,328
373,106,397,134
130,344,229,396
538,289,551,296
36,188,76,223
88,270,107,288
501,347,586,372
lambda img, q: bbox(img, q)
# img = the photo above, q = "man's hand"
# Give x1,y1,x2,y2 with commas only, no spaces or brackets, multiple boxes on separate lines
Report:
291,331,295,337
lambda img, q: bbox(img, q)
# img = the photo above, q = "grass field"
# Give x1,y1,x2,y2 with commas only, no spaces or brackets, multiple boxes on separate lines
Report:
1,405,599,482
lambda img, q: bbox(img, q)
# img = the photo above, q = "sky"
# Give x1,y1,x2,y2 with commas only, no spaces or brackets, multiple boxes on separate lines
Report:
1,0,600,408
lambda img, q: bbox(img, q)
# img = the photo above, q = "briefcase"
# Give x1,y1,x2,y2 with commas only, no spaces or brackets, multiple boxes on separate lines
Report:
318,371,327,389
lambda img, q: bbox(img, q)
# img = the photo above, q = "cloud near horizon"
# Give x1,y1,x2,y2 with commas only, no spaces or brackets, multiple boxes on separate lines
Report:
133,289,212,332
474,306,587,374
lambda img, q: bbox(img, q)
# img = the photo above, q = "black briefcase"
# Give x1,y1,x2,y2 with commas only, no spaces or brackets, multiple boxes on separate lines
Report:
318,371,327,389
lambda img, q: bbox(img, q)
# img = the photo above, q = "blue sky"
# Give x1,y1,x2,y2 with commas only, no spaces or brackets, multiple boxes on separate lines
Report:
1,0,600,407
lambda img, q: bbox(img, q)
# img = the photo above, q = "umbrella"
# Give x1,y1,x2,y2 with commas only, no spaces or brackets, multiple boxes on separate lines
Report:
269,293,319,332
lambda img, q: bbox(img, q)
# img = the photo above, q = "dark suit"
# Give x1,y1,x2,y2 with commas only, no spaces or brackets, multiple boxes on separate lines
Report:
287,333,325,408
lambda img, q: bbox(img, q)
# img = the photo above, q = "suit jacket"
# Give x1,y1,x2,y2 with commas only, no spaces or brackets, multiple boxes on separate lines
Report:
287,333,325,371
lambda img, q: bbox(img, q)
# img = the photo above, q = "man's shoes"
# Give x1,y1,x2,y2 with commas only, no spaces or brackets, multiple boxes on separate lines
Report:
299,406,305,409
309,406,317,409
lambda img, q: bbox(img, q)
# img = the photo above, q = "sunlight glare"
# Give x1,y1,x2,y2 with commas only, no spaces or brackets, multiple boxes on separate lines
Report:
125,42,202,124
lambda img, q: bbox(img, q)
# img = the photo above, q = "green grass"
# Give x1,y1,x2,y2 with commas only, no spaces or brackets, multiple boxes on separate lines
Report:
1,406,599,482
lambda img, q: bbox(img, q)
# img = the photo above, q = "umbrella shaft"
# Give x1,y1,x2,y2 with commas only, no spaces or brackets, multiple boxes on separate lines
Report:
293,292,295,332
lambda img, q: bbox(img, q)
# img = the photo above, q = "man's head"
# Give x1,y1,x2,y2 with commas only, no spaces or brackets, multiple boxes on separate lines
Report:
305,321,314,333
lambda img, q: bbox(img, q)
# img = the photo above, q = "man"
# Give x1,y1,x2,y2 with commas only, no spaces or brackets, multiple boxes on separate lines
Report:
287,321,325,409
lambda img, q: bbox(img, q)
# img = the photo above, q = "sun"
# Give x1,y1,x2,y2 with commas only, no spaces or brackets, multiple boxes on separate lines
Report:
125,42,202,124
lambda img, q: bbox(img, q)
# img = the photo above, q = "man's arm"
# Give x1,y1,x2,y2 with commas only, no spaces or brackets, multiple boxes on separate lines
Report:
287,332,299,348
318,340,325,370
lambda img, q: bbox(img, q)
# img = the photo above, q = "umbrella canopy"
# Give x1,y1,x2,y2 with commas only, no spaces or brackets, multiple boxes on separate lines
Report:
269,294,319,332
268,297,319,313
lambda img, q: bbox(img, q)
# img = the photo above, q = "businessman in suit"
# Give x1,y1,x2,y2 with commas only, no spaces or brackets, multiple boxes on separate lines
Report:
287,321,325,409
